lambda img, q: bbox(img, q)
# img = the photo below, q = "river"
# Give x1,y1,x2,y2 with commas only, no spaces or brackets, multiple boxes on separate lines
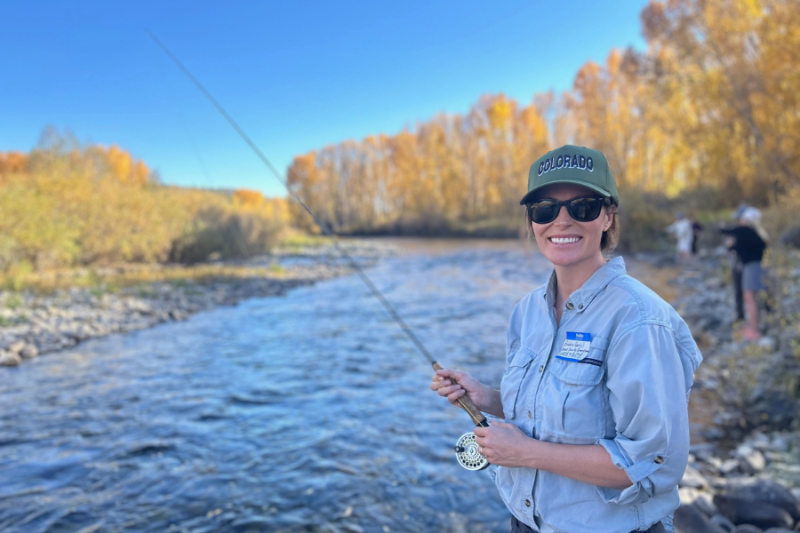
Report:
0,239,692,533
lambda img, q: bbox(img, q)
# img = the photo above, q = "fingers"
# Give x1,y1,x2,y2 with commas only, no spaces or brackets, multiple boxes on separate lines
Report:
473,426,489,438
435,369,464,381
430,374,465,405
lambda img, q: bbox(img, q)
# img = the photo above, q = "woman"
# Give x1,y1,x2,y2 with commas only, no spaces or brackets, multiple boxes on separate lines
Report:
666,212,693,262
720,206,768,341
431,145,702,533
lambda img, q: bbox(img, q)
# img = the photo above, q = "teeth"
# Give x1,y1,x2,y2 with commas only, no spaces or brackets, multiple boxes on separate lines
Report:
550,237,580,244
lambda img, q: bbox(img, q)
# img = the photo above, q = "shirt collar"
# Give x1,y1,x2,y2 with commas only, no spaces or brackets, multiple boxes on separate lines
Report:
542,256,627,313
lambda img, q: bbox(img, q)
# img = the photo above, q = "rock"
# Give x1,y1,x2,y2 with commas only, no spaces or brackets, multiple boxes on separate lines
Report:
738,450,766,473
20,343,38,359
691,443,718,462
720,459,740,475
710,513,736,532
777,225,800,249
682,465,709,489
726,480,800,522
0,351,22,366
769,435,788,453
674,504,727,533
713,495,793,530
695,493,718,517
7,340,25,354
748,432,770,451
732,526,763,533
681,487,703,505
756,336,777,351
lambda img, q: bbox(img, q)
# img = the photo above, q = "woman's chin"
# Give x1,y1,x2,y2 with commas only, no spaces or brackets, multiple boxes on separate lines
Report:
542,246,591,267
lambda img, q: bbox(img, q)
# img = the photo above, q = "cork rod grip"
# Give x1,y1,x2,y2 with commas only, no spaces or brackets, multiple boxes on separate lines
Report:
432,361,489,427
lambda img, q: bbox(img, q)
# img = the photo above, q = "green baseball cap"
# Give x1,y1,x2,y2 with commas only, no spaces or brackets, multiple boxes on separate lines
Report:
520,145,619,205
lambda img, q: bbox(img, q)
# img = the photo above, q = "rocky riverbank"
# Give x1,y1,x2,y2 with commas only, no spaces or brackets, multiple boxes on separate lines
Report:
642,246,800,532
0,240,395,367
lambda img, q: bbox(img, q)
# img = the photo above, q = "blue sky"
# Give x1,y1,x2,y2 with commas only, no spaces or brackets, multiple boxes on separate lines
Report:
1,0,649,196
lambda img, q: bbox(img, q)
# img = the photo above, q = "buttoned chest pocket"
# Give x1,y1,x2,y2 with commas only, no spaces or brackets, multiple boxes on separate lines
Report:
500,347,534,421
540,336,609,441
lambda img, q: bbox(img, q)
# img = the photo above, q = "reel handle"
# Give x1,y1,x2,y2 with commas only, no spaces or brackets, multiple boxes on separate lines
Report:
432,361,489,428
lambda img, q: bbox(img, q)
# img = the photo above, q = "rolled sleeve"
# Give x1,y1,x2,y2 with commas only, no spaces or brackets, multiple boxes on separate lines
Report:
595,323,691,506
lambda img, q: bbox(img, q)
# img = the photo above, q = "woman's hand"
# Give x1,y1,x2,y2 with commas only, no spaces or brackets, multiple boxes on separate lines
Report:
430,368,504,418
473,420,534,468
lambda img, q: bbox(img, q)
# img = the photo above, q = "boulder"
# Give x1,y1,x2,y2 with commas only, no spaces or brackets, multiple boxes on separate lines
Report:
675,504,727,533
713,495,793,530
710,514,736,533
695,493,718,517
720,459,740,475
7,340,26,354
0,351,21,366
732,526,763,533
738,450,766,473
681,465,709,489
726,480,800,522
20,343,38,359
777,225,800,249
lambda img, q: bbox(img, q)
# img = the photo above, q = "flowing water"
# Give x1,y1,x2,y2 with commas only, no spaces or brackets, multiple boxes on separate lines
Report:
0,239,700,533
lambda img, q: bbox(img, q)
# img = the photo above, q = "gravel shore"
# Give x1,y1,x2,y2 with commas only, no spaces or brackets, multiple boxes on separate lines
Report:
0,240,395,367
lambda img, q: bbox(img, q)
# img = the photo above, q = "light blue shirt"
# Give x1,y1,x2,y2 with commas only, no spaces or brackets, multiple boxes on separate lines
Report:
495,257,702,533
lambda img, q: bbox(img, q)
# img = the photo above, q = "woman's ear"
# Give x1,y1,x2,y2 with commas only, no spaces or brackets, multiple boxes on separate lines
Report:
603,207,616,232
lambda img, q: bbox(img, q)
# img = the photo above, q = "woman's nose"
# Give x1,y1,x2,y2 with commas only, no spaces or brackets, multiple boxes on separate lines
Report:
554,205,572,225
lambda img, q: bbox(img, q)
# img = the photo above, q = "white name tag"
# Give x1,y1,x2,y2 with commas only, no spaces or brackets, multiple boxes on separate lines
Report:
556,332,592,362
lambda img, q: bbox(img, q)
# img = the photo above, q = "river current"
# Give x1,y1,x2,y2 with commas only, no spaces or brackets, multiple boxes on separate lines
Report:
0,239,684,533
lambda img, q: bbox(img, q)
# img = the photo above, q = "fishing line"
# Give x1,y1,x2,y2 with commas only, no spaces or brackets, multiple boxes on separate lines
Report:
145,30,438,365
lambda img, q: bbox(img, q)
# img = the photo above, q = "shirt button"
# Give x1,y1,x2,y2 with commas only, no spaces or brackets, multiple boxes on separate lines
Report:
578,304,584,310
539,365,544,373
524,499,531,507
654,456,665,464
566,302,574,310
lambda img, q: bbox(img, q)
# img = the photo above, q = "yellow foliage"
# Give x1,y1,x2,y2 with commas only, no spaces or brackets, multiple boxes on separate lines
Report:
0,133,288,270
0,152,27,176
234,189,266,207
284,0,799,234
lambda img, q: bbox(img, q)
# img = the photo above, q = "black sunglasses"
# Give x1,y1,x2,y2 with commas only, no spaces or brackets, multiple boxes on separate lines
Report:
526,196,611,224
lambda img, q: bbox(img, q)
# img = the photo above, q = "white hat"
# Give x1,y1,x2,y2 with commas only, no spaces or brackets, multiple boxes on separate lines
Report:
740,207,761,224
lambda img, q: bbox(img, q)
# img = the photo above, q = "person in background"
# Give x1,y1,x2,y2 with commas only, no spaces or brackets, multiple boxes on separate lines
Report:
720,206,768,341
727,205,748,323
666,212,693,262
691,219,704,256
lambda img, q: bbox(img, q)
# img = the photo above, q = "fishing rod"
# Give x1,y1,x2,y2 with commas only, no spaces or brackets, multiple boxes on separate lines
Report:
146,30,489,471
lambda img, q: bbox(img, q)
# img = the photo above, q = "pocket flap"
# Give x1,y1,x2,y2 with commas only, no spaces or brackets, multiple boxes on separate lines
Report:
507,346,535,370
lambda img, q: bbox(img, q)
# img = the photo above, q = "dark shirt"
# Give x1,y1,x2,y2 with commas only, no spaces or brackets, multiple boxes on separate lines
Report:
720,226,766,264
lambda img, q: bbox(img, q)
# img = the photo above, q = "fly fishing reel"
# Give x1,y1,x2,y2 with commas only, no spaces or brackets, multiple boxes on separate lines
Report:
454,432,489,471
431,361,492,471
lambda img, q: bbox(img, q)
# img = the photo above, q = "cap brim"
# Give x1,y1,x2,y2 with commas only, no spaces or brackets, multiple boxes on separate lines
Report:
519,180,612,205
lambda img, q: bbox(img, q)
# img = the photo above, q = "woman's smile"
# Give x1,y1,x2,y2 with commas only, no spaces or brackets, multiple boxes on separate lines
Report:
547,235,583,246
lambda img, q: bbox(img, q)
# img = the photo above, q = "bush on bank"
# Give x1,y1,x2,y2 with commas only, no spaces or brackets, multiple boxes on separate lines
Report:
0,131,288,273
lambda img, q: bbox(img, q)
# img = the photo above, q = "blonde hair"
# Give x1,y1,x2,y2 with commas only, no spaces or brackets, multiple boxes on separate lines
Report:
741,207,769,242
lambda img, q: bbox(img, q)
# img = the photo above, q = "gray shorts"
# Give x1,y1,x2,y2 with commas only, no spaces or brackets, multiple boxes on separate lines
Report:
742,261,766,292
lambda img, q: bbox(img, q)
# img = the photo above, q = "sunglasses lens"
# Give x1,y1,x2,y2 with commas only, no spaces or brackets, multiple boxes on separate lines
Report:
529,201,559,224
567,197,604,221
